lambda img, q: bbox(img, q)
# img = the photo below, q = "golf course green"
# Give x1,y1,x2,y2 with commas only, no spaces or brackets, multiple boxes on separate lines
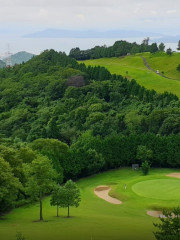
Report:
132,179,180,200
1,168,180,240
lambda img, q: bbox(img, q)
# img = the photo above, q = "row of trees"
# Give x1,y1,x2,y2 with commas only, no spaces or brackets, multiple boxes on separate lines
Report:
2,130,180,216
0,150,81,220
69,39,180,60
69,40,163,60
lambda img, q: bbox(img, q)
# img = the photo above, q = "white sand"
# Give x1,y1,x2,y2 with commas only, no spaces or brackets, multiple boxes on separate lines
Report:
94,185,122,204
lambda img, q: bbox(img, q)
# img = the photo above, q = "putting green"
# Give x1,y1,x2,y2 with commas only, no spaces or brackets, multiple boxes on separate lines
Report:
132,179,180,200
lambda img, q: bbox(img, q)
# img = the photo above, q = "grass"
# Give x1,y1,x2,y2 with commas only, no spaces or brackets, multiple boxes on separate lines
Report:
1,168,180,240
141,52,180,79
79,53,180,98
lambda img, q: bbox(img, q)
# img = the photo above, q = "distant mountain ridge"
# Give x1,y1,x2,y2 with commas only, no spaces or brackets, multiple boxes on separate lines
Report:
3,51,35,66
23,29,165,38
151,35,180,43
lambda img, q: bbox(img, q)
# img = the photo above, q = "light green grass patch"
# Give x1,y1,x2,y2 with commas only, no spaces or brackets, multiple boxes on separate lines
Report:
132,179,180,200
80,55,180,97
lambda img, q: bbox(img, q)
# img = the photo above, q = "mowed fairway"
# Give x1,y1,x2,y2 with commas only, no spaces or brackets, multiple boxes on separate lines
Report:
1,168,180,240
80,54,180,98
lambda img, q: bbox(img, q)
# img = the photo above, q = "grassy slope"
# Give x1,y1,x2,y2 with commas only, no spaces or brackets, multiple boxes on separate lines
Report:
141,52,180,79
80,53,180,98
1,168,180,240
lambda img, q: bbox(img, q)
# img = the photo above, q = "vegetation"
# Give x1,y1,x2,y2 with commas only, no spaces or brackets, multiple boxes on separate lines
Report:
0,59,6,68
141,161,151,175
50,180,81,217
16,232,26,240
69,39,160,60
2,51,35,66
1,168,180,240
166,48,173,55
0,49,180,216
25,155,57,221
81,52,180,96
153,206,180,240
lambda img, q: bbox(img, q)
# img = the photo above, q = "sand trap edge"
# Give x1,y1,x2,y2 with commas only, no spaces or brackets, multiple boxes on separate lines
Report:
94,185,122,204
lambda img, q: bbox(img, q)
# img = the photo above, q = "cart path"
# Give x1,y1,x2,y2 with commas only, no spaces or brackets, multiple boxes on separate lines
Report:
140,56,179,81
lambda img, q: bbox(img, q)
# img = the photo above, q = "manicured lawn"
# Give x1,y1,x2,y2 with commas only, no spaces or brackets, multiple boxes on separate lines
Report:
80,54,180,98
1,168,180,240
132,179,180,200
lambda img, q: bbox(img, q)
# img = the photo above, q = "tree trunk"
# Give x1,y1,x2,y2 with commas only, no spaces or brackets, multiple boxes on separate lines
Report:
57,204,59,217
40,191,43,221
68,204,69,217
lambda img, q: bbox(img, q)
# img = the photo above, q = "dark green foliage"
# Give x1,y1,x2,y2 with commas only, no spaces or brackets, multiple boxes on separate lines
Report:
0,157,22,214
177,40,180,51
0,60,6,68
159,43,165,52
69,39,159,60
16,232,26,240
51,180,81,217
0,49,180,215
136,145,153,163
141,161,150,175
153,206,180,240
166,48,173,55
177,64,180,72
25,155,57,221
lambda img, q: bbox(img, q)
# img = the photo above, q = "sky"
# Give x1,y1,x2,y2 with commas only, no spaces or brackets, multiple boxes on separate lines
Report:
0,0,180,35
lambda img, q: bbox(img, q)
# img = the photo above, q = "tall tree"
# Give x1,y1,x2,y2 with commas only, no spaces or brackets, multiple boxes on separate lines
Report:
177,40,180,51
166,48,173,55
0,157,21,215
25,155,57,221
158,43,165,51
136,145,153,162
58,179,81,217
50,184,64,217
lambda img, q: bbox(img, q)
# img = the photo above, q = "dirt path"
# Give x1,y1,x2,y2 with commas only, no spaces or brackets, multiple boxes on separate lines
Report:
94,186,122,204
140,56,179,81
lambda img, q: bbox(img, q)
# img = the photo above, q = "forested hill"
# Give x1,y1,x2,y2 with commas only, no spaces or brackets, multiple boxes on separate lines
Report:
0,49,178,143
1,49,180,214
2,51,35,66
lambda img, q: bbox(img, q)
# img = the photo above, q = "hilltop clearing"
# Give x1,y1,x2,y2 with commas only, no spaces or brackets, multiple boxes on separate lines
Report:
80,53,180,97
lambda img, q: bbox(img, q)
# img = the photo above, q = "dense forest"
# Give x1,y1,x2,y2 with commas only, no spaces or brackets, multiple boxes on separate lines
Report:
69,39,160,60
1,49,180,215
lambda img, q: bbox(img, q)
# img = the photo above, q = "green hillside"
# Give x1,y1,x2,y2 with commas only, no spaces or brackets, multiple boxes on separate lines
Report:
141,52,180,79
3,51,35,66
1,50,180,240
80,53,180,97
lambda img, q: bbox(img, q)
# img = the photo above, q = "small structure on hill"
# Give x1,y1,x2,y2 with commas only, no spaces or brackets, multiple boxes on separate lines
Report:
132,164,139,171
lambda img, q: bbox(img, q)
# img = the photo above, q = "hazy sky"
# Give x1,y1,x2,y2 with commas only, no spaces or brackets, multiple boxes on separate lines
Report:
0,0,180,35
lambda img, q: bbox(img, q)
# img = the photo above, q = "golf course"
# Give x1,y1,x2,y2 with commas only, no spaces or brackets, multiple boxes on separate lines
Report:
80,52,180,98
1,168,180,240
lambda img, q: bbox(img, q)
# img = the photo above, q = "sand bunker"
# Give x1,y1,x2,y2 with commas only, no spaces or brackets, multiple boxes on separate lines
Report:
147,211,163,218
94,185,122,204
166,173,180,178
